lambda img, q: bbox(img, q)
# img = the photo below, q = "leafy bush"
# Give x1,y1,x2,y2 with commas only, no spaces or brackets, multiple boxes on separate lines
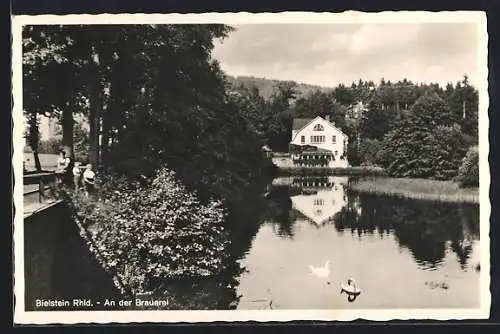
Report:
359,138,383,166
456,146,479,187
68,166,230,294
346,140,362,167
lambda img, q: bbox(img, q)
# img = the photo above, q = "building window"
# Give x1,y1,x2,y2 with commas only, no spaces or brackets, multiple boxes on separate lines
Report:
301,135,305,144
313,124,324,131
332,135,336,143
310,135,325,144
314,198,324,206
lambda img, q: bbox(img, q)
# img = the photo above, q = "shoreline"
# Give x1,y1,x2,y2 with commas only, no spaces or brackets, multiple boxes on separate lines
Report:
349,177,479,204
275,166,387,177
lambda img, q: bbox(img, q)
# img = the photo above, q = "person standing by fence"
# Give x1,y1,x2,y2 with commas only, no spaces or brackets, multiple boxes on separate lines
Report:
55,150,70,185
83,164,96,197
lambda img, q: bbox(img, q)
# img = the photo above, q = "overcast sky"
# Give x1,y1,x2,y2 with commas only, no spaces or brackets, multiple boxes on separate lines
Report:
212,23,480,88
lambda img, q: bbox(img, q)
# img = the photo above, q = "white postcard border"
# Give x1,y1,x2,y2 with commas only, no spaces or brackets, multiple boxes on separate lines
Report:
12,11,491,324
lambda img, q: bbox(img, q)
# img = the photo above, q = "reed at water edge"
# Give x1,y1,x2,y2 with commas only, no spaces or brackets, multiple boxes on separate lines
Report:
349,177,479,204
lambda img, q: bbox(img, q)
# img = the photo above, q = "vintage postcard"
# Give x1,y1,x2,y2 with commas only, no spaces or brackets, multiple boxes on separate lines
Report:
12,11,490,324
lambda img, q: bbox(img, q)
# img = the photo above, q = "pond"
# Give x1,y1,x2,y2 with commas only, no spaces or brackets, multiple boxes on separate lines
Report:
230,176,480,310
25,176,481,311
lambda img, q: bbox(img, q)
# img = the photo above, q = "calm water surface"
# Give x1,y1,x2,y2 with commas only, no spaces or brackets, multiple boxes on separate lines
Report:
231,176,480,310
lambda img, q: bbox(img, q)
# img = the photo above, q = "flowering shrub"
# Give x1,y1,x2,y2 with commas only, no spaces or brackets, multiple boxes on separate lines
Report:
68,167,229,294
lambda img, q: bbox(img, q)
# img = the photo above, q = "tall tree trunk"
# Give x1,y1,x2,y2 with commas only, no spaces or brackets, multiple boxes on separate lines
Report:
88,46,102,168
100,102,111,166
28,114,42,171
100,82,117,166
89,83,101,167
61,102,74,160
32,151,42,172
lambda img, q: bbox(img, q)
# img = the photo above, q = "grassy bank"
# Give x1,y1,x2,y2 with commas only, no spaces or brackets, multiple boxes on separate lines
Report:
350,177,479,204
23,152,58,171
277,166,387,177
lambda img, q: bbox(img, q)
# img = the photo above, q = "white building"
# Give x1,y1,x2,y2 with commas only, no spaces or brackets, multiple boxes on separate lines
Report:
290,115,349,168
347,101,368,120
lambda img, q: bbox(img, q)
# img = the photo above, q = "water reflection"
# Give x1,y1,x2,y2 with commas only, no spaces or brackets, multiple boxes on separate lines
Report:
332,191,479,270
234,176,480,309
265,177,479,271
290,176,348,226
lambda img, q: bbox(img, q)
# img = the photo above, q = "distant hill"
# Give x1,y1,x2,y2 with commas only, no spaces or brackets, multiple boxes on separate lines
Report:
225,75,333,100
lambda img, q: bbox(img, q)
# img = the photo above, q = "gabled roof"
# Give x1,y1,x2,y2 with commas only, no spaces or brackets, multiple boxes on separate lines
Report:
292,118,313,130
291,116,348,141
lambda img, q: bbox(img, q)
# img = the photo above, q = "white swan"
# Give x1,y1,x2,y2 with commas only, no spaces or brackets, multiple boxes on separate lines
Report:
341,278,361,295
308,260,330,278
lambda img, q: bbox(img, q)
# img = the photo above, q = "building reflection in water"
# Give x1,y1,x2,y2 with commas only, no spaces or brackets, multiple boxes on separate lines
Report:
233,176,480,310
289,176,349,226
266,176,480,272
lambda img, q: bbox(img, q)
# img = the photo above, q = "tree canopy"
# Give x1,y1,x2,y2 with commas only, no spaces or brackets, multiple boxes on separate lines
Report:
23,24,479,184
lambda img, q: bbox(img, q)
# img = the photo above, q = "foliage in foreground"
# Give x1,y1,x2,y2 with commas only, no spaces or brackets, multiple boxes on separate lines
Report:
68,167,230,295
456,146,479,188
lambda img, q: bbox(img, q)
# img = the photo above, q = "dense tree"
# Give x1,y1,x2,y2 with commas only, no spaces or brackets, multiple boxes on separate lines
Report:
359,98,392,141
293,90,347,129
228,84,266,135
23,24,276,203
378,93,468,179
262,81,297,152
333,84,355,106
358,138,384,166
448,75,479,141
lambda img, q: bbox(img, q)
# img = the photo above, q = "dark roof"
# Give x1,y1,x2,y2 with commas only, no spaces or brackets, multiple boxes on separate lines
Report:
292,118,313,130
301,148,334,155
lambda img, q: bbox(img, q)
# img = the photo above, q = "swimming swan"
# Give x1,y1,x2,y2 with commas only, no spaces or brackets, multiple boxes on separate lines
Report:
341,278,361,295
308,260,330,278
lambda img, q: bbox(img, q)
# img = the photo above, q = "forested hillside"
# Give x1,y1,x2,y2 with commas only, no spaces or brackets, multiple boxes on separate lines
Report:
225,75,332,100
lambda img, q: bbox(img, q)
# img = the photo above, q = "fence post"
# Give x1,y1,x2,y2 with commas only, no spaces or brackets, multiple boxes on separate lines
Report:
38,176,45,203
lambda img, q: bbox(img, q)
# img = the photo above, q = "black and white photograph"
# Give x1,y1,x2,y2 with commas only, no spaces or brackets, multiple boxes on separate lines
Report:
12,12,490,324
